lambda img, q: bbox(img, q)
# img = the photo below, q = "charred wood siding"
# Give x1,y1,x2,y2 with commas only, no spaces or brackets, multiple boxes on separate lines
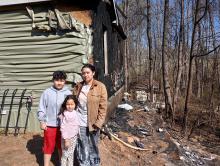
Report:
92,1,124,97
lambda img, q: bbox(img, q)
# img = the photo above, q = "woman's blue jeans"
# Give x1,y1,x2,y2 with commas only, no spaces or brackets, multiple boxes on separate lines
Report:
76,127,100,166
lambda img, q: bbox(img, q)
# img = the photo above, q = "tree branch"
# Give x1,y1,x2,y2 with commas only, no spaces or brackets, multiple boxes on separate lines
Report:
195,0,209,25
194,45,220,58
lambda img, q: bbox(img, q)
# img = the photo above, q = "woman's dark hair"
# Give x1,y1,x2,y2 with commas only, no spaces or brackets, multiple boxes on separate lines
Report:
81,64,96,72
59,95,78,116
52,70,67,80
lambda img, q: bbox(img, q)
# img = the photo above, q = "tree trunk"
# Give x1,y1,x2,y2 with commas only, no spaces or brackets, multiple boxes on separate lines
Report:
195,58,201,98
147,0,154,102
161,0,173,119
123,0,129,91
183,0,208,135
195,23,202,98
208,5,218,107
183,0,199,135
173,0,184,122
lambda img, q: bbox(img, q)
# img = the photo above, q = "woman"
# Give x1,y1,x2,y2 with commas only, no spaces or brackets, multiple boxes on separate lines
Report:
73,64,108,166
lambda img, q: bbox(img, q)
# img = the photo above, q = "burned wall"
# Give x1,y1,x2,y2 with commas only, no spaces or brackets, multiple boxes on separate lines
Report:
92,1,125,97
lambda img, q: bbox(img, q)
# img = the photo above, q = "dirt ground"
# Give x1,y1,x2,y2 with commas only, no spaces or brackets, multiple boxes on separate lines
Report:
0,131,172,166
0,100,220,166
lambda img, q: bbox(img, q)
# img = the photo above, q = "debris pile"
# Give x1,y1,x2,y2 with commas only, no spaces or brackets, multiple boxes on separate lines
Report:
102,88,220,165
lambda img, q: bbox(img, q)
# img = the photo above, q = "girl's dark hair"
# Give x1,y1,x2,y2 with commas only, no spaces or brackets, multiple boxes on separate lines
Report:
52,70,67,80
81,64,96,72
59,95,78,116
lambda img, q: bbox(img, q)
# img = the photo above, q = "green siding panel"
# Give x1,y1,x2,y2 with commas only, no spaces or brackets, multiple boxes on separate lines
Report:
0,7,92,132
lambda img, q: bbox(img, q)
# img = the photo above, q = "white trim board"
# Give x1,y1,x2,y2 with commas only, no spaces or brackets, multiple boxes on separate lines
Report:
0,0,52,6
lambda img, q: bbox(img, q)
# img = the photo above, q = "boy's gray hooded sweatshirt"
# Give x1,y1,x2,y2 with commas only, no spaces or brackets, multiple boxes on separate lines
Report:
37,86,72,127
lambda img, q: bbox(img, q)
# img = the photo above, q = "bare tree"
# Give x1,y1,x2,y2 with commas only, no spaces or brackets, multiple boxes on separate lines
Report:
183,0,208,135
182,0,220,135
147,0,154,101
173,0,185,122
161,0,173,119
124,0,129,91
208,4,218,105
118,0,220,138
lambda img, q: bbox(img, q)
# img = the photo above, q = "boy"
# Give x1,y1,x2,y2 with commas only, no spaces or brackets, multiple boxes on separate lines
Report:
37,70,72,166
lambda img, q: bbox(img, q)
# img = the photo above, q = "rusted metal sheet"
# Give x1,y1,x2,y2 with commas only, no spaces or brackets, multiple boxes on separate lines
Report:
57,5,93,26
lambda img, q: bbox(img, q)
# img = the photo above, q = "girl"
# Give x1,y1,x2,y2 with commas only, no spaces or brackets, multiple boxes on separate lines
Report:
59,95,80,166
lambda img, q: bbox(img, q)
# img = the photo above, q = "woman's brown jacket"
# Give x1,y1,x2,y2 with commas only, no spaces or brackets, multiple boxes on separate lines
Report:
73,79,108,131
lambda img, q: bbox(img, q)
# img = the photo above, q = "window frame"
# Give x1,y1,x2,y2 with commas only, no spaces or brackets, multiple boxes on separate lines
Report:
103,25,108,76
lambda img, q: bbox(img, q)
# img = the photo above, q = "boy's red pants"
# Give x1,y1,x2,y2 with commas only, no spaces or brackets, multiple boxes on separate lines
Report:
43,127,61,154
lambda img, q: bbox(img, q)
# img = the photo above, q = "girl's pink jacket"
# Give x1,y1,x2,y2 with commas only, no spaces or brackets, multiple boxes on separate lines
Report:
59,110,80,139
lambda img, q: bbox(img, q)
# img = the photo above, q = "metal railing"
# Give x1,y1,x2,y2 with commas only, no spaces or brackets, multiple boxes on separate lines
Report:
0,89,33,136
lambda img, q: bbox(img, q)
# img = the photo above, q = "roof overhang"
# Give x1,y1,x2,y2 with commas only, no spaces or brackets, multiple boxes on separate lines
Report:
0,0,52,6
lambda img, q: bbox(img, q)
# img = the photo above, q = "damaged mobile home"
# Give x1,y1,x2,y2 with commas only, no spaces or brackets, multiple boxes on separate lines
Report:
0,0,126,132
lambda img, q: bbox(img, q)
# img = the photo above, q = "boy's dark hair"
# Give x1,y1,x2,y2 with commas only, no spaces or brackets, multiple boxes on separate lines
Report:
59,95,78,116
81,64,96,72
52,70,67,80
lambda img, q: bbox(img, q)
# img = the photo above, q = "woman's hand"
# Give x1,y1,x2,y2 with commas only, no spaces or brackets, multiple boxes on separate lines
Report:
40,122,47,130
92,124,99,131
64,139,71,149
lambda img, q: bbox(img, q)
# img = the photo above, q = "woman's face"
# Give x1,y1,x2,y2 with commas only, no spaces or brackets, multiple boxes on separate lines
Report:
81,67,95,83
